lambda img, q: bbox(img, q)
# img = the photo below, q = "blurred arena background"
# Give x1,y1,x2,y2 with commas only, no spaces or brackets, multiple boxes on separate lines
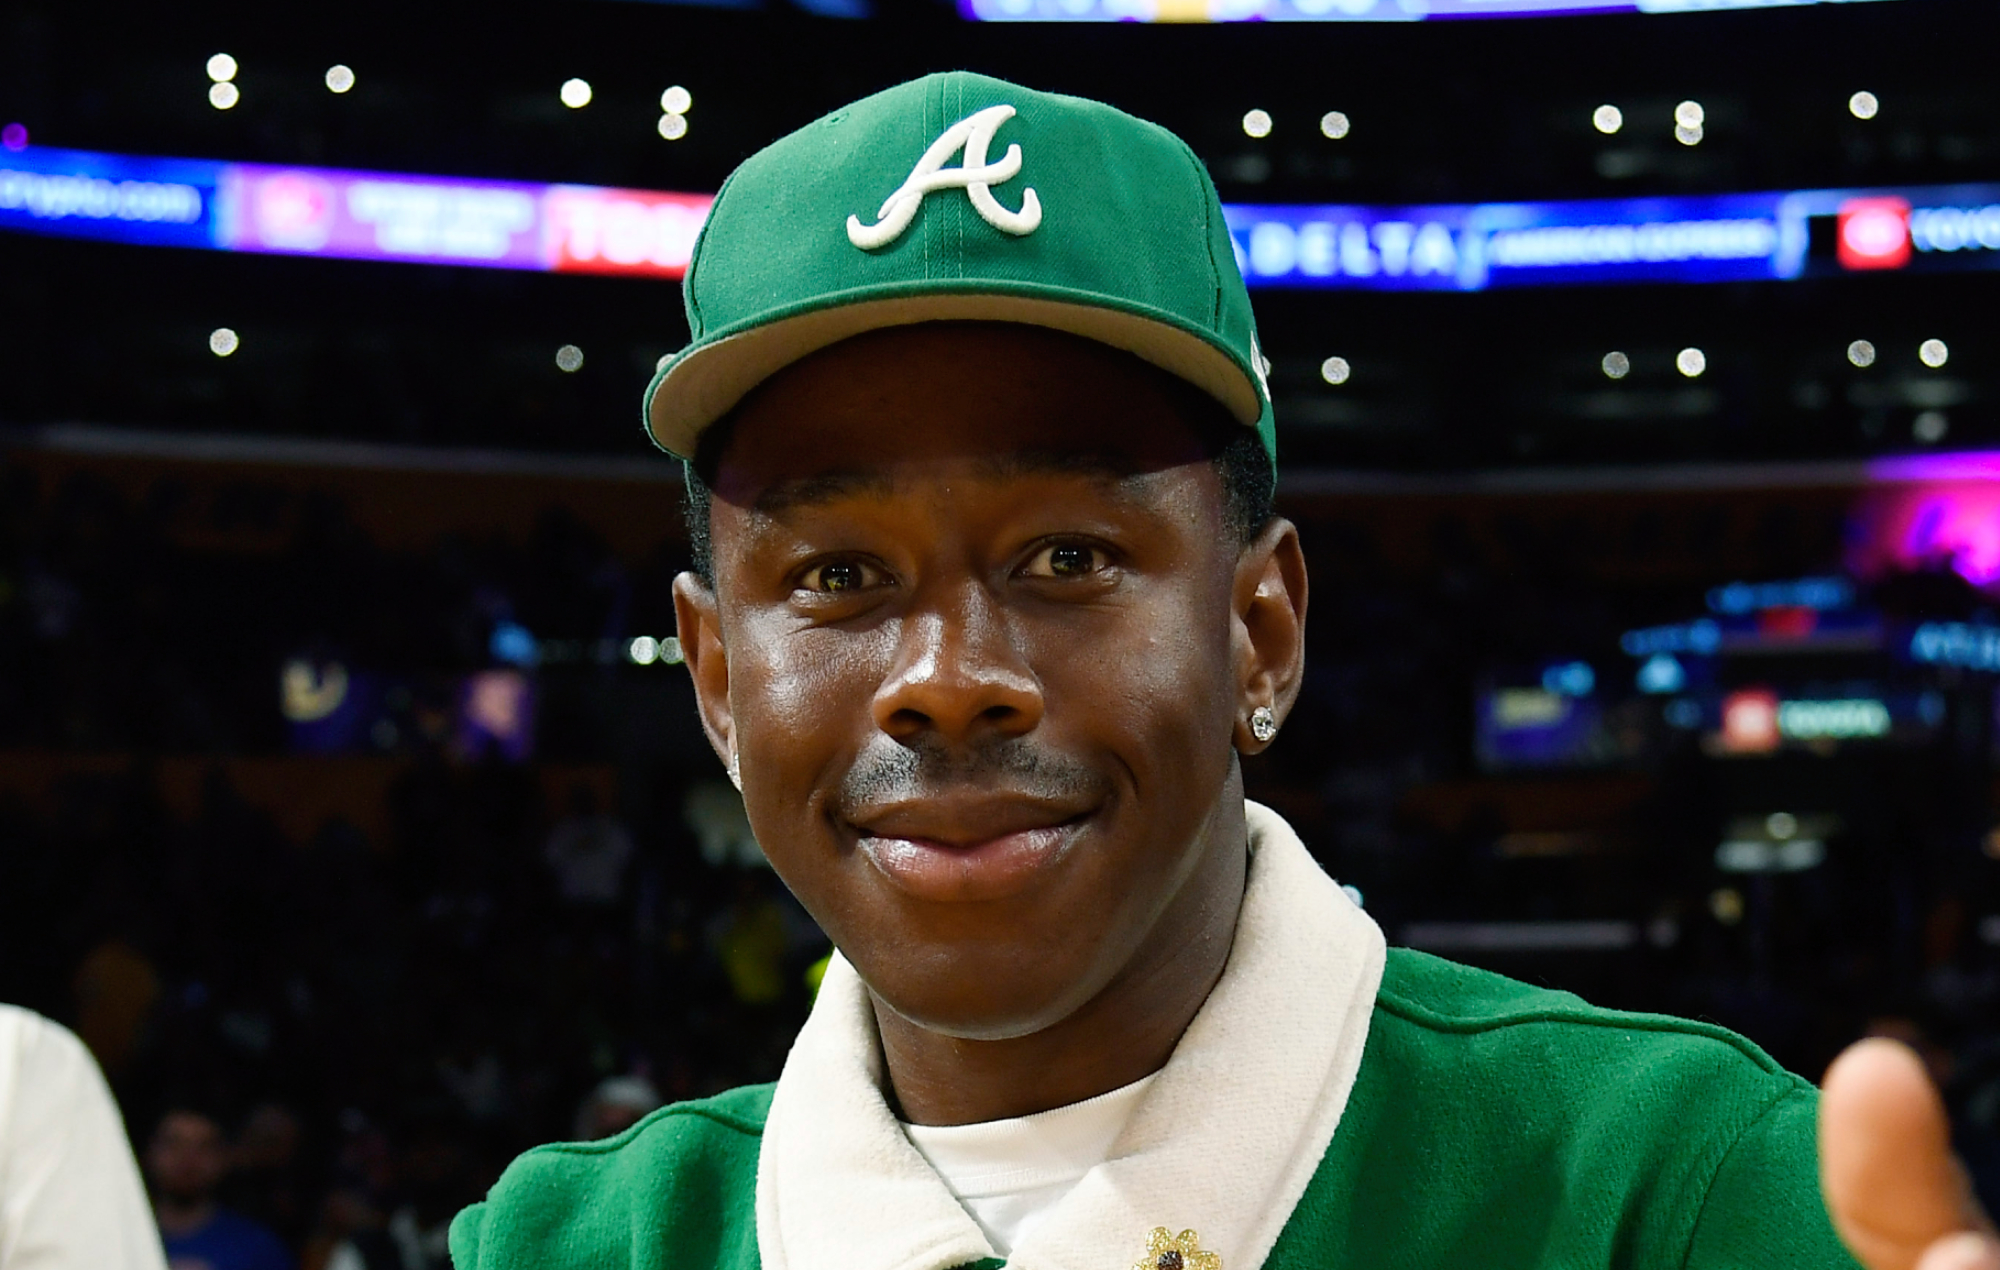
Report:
4,0,2000,1265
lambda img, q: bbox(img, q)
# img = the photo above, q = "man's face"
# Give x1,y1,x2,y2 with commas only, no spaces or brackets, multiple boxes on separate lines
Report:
148,1111,228,1204
676,323,1292,1041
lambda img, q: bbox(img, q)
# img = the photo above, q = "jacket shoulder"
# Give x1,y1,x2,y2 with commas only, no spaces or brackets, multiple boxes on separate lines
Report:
1376,946,1786,1073
1367,946,1802,1140
1267,950,1833,1269
449,1084,773,1270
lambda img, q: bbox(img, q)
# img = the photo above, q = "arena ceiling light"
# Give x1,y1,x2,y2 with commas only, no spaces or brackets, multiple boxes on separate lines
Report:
658,86,693,142
1673,100,1703,145
556,344,584,372
209,327,239,357
1592,105,1623,136
1919,338,1950,368
1848,91,1880,120
1601,351,1630,380
1319,356,1350,385
560,78,593,109
1319,111,1350,140
1847,340,1876,368
205,53,240,113
1676,347,1706,378
1242,109,1273,139
325,64,355,94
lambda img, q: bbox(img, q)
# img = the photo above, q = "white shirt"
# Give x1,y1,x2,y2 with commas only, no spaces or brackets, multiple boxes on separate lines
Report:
902,1074,1157,1256
0,1005,168,1270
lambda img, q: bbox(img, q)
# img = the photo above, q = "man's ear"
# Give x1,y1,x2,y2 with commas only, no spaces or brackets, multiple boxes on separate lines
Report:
1231,517,1308,754
673,571,737,778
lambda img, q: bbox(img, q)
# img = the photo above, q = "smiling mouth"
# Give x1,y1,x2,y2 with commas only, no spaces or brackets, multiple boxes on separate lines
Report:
852,811,1091,903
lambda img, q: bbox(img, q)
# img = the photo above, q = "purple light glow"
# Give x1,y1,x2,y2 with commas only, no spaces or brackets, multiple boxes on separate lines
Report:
1851,453,2000,590
1,124,27,153
218,164,549,270
1867,451,2000,484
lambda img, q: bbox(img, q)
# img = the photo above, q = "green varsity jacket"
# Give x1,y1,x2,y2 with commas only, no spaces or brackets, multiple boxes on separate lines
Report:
449,948,1861,1270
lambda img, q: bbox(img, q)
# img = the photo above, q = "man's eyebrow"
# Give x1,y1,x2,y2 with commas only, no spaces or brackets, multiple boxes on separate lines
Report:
749,451,1149,514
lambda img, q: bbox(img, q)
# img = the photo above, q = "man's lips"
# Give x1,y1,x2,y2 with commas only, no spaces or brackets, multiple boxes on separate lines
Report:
847,797,1093,902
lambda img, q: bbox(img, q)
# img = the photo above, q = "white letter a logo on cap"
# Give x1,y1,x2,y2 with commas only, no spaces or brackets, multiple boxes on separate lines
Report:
848,104,1042,250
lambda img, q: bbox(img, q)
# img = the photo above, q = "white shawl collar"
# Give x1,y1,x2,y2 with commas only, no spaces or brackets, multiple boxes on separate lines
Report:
755,801,1387,1270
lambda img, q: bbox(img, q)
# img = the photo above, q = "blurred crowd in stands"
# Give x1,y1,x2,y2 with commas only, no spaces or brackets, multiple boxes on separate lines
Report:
2,746,824,1269
1,459,1998,1266
2,739,827,1269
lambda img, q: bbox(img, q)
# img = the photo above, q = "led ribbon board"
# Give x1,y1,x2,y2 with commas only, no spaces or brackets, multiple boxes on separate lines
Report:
1231,184,2000,290
1230,193,1788,290
958,0,1900,23
5,144,1997,291
0,148,218,251
0,145,711,277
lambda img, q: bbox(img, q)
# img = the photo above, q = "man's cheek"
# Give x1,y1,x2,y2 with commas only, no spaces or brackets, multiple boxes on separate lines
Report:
1041,629,1218,746
740,634,875,739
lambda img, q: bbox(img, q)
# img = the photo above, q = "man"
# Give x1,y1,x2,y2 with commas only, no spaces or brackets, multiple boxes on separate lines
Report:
0,1003,167,1269
148,1106,293,1270
450,72,1998,1270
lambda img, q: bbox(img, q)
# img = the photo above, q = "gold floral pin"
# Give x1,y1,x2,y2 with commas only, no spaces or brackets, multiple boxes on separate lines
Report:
1132,1227,1219,1270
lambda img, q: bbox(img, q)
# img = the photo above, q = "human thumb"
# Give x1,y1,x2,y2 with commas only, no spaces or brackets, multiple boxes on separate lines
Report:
1821,1038,1993,1270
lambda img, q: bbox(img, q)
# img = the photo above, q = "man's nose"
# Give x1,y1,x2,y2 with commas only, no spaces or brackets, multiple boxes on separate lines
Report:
870,585,1045,744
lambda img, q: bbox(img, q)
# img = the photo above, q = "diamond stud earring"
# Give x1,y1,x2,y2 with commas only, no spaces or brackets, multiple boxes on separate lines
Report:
727,752,742,792
1249,706,1278,744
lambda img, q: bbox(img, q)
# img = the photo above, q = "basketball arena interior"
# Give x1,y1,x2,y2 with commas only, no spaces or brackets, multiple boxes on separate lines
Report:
2,0,1998,1263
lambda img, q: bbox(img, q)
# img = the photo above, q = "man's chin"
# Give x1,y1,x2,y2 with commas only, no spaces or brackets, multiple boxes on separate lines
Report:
859,957,1112,1044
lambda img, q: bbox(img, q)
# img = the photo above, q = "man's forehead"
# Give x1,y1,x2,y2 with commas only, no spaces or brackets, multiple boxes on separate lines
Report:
739,448,1166,516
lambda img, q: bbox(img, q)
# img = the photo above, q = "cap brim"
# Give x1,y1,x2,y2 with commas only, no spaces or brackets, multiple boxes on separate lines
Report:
644,291,1263,460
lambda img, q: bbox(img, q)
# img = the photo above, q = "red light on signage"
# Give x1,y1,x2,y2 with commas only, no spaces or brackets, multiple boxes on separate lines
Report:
545,186,711,278
1758,605,1819,640
1720,688,1782,754
1837,197,1911,270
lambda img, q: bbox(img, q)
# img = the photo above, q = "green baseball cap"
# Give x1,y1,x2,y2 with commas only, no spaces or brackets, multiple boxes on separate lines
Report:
642,70,1275,467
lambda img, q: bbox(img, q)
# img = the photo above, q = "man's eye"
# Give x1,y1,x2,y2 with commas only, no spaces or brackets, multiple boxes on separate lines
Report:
1024,543,1105,579
800,561,876,593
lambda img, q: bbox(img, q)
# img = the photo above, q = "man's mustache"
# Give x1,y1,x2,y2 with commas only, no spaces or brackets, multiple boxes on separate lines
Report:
837,734,1103,810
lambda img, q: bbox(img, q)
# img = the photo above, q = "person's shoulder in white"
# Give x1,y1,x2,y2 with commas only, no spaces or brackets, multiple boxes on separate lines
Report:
0,1004,168,1270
